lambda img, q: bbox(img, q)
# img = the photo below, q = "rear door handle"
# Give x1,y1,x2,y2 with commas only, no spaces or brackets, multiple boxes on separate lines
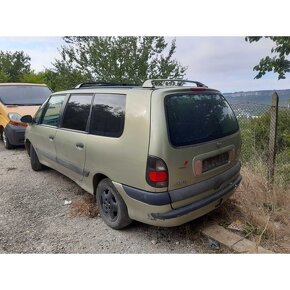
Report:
49,135,54,141
76,142,84,149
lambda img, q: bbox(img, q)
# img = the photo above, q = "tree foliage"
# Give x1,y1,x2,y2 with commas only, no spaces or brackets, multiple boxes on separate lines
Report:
0,50,31,82
44,64,88,91
246,37,290,79
51,36,187,87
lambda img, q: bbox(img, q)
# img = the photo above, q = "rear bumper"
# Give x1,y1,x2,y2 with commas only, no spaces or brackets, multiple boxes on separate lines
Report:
151,175,241,220
4,124,26,146
119,163,241,227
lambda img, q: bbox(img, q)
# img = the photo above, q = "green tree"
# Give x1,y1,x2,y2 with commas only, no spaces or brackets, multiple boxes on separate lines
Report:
52,36,187,87
0,70,9,82
246,37,290,79
45,63,89,91
20,71,47,84
0,50,31,82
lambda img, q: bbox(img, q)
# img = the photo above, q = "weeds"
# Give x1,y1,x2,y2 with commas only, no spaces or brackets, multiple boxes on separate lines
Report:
208,166,290,252
70,193,98,218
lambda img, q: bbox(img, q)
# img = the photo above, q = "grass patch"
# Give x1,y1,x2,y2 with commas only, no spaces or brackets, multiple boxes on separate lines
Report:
207,166,290,253
70,193,98,218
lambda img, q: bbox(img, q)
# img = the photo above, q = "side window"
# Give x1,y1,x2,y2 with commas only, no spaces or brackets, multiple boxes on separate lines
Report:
42,95,65,126
34,99,48,123
61,94,93,131
90,94,126,138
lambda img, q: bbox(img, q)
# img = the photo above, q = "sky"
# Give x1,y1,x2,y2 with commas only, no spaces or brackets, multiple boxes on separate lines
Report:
0,36,289,93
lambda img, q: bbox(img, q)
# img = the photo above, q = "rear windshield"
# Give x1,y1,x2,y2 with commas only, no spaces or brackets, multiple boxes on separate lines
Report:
165,93,239,146
0,85,52,105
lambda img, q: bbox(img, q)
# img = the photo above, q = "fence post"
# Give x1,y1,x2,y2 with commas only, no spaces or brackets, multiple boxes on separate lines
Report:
268,92,279,183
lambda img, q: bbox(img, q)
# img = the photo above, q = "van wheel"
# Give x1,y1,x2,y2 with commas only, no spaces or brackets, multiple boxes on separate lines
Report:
30,145,43,171
2,131,14,149
96,178,132,230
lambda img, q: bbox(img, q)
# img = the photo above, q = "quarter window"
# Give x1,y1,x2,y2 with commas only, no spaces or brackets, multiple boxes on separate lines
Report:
61,94,93,131
42,95,65,126
90,94,126,137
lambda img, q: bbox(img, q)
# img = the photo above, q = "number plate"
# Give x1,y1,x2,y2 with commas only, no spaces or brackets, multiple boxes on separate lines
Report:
202,152,229,173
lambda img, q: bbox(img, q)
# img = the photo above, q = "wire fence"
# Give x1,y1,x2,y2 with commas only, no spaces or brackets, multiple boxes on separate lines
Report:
228,98,290,185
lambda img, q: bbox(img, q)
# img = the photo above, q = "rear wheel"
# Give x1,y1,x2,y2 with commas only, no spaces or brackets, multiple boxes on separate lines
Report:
96,178,132,230
2,131,14,149
30,145,43,171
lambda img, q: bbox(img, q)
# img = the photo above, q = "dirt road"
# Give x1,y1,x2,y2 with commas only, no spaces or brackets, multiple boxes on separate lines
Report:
0,142,230,254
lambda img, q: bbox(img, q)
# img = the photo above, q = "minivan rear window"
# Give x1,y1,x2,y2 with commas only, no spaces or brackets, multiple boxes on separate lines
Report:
0,85,51,105
165,93,239,146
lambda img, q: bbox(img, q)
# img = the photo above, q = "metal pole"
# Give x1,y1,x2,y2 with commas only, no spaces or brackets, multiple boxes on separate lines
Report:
268,92,279,183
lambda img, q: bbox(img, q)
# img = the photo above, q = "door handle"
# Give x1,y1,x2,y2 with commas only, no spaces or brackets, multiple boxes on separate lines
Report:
49,135,54,141
76,142,84,149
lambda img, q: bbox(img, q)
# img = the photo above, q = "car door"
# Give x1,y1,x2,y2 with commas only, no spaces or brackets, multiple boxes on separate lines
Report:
31,94,66,167
54,93,93,182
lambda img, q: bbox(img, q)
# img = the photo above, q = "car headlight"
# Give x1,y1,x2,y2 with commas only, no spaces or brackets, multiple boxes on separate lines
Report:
7,112,27,127
8,112,22,122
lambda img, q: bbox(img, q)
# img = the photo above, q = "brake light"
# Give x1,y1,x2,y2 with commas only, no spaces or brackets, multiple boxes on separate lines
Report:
149,171,168,182
146,156,168,188
190,87,207,91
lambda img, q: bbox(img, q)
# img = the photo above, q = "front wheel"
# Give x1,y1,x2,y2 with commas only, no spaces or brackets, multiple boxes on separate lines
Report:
30,145,43,171
2,131,14,149
96,178,132,230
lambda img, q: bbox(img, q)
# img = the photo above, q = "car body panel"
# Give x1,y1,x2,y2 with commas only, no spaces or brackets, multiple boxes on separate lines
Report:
29,125,58,165
54,129,88,181
81,88,152,192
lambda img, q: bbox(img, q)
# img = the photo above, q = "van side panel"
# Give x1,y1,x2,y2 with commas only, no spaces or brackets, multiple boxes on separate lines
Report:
81,89,152,192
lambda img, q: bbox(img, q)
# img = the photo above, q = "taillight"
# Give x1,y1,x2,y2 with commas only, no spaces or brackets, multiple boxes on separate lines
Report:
146,156,168,188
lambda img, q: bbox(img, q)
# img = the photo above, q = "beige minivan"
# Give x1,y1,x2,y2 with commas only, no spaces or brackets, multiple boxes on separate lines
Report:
22,79,241,229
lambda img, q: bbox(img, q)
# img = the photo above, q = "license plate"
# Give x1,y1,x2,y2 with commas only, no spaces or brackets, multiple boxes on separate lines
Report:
202,152,229,173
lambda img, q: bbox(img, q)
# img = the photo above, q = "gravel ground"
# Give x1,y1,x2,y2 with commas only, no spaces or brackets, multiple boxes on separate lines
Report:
0,142,231,254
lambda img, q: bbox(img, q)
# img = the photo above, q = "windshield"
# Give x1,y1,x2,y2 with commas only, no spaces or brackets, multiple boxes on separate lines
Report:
165,93,239,146
0,85,52,105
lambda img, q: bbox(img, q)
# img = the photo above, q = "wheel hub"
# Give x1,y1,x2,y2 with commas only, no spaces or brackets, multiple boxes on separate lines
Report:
101,189,118,221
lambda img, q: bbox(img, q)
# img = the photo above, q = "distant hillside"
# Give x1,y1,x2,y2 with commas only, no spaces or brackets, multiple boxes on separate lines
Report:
224,89,290,107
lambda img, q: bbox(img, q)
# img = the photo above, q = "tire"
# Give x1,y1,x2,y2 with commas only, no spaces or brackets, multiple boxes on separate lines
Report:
2,131,14,149
30,145,43,171
96,178,132,230
25,141,31,156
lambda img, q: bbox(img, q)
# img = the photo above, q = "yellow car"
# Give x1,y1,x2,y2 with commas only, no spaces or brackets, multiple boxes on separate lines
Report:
0,83,52,149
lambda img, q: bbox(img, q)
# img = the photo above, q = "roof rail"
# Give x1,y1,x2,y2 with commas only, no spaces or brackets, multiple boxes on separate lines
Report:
142,79,208,89
75,82,140,88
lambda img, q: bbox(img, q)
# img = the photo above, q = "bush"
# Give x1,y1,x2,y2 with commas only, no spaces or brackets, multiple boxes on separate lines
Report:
239,109,290,186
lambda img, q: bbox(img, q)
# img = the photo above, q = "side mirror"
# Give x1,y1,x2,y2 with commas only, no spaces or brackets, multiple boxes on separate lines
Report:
20,115,33,124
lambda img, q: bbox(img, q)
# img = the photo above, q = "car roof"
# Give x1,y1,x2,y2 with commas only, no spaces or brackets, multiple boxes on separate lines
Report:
52,79,220,95
0,83,48,86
